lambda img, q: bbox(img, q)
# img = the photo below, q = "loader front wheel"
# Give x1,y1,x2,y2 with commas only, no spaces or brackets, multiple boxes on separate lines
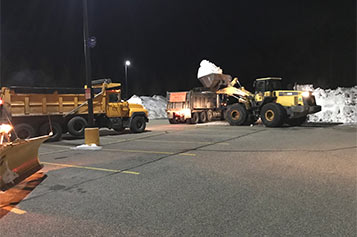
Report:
130,116,146,133
39,122,63,142
226,103,247,126
14,123,36,139
260,103,285,127
67,116,87,137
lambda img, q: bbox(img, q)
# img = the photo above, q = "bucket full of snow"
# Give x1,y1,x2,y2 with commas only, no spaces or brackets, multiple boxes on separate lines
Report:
198,73,232,91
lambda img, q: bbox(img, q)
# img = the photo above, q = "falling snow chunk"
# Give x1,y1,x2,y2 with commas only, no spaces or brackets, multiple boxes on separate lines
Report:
71,144,102,151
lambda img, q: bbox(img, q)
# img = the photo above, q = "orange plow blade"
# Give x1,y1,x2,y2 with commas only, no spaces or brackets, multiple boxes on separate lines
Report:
0,135,49,191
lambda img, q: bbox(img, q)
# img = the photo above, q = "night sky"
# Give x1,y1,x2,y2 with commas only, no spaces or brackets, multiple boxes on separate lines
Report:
1,0,356,97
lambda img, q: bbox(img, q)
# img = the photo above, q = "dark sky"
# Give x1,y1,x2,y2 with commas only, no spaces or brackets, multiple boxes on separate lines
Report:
1,0,356,96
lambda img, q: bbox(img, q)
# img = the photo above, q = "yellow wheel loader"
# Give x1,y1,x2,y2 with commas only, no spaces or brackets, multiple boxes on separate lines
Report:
199,74,321,127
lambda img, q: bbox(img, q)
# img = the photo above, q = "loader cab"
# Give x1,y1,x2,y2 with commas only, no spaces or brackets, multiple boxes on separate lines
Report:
254,77,282,93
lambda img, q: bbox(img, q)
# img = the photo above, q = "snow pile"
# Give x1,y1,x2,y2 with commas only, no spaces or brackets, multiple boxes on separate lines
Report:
72,144,102,150
197,59,223,78
306,86,357,124
128,95,167,119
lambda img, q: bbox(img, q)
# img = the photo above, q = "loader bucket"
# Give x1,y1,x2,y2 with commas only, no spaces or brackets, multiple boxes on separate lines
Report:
0,135,49,191
198,73,232,91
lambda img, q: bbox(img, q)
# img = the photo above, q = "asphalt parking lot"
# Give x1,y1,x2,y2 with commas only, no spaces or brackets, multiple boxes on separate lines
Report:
1,119,356,236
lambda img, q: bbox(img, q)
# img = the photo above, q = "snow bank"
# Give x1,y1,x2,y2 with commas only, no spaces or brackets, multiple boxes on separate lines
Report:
197,59,223,78
304,86,357,124
128,95,167,119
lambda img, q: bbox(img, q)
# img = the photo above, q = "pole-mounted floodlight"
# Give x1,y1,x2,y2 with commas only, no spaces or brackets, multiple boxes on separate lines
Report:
124,60,131,100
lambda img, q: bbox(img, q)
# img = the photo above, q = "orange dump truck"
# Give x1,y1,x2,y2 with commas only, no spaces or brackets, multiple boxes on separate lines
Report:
0,79,148,141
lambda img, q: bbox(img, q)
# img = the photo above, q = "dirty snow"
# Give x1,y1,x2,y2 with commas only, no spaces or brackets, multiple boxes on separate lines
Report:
72,144,102,150
129,87,357,124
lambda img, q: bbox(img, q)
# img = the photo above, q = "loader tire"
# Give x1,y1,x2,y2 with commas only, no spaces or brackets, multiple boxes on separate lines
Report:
207,110,213,122
199,111,207,123
67,116,87,137
190,112,199,124
260,103,285,127
14,123,36,139
287,116,307,126
130,116,146,133
39,122,63,142
226,103,247,126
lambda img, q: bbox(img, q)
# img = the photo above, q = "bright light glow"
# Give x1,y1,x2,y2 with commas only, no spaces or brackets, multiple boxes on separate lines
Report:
0,124,13,134
302,91,310,97
125,60,131,66
0,98,3,105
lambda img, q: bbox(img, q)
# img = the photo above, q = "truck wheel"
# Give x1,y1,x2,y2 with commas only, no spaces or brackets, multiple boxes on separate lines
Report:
226,103,247,126
260,103,285,127
199,111,207,123
130,116,146,133
287,116,307,126
190,112,199,124
14,123,36,139
39,122,63,142
207,110,213,122
67,116,87,137
168,119,177,124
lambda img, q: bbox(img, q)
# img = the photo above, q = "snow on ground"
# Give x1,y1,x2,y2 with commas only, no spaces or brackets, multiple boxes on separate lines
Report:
129,86,357,124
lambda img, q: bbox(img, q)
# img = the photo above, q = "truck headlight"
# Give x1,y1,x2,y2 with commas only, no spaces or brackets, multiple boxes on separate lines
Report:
302,91,310,97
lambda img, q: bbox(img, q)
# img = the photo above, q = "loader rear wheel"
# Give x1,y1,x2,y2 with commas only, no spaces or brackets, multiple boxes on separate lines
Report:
67,116,87,137
130,116,146,133
199,111,207,123
207,110,213,122
39,122,63,142
226,103,247,126
14,123,36,139
260,103,285,127
287,116,307,126
168,119,177,124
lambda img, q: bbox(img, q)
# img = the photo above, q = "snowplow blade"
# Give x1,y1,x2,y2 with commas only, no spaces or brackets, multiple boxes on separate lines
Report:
0,135,49,191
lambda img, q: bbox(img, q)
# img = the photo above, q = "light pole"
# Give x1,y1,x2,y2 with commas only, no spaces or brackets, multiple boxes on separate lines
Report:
124,60,131,100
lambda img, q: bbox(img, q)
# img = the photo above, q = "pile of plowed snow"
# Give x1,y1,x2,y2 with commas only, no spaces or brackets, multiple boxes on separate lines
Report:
128,95,167,120
129,86,357,124
297,85,357,124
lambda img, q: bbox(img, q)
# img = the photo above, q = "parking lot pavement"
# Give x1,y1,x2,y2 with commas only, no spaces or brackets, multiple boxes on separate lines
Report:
1,120,356,236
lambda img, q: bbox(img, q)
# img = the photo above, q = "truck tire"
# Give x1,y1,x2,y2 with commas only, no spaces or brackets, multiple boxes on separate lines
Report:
168,119,177,124
67,116,87,137
14,123,36,139
130,116,146,133
199,111,207,123
39,122,63,142
226,103,247,126
207,110,213,122
287,116,307,126
190,112,199,124
260,103,285,127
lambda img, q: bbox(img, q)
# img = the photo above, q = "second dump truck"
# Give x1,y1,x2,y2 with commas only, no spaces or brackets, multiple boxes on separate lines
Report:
166,88,224,124
0,79,148,141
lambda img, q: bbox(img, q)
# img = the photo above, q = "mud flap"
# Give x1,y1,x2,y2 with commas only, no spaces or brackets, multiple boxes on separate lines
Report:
0,135,49,191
